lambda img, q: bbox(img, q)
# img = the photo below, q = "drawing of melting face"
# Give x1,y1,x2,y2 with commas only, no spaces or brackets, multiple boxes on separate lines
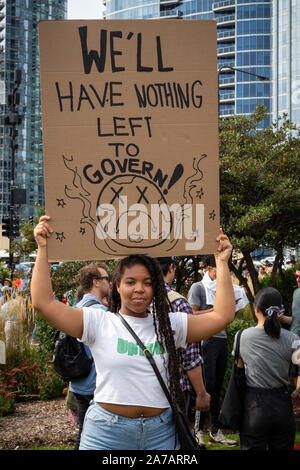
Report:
62,154,206,256
96,174,174,249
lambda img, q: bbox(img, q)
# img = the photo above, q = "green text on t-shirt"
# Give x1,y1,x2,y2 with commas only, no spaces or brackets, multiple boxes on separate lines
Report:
117,338,166,356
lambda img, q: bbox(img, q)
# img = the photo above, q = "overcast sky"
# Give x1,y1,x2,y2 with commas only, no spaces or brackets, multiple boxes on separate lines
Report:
67,0,103,19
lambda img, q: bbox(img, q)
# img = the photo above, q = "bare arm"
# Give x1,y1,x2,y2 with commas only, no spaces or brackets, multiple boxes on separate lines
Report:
191,305,213,315
31,216,84,338
277,313,292,326
186,229,235,342
186,365,210,411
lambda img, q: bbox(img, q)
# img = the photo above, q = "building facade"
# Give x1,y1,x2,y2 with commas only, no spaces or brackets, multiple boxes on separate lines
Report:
104,0,272,126
0,0,67,221
104,0,300,261
272,0,300,126
104,1,300,131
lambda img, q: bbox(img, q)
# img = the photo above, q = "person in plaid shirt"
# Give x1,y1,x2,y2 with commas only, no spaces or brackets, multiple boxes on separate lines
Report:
157,257,210,449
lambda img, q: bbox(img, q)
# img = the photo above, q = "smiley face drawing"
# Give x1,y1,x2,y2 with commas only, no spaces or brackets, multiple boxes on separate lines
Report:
96,174,176,250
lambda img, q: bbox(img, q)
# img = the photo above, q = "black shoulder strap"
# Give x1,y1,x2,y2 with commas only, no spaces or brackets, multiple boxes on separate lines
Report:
82,299,102,308
234,329,243,361
114,312,174,409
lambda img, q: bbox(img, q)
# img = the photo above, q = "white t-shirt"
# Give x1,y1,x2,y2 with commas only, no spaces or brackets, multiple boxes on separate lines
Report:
81,308,188,408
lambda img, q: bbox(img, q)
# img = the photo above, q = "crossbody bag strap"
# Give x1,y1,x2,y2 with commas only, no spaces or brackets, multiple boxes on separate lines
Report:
114,312,173,409
234,329,243,362
82,300,102,307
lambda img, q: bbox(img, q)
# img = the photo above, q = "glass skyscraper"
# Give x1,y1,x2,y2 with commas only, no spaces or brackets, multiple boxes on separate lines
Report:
104,1,299,261
273,0,300,126
0,0,67,221
104,1,274,127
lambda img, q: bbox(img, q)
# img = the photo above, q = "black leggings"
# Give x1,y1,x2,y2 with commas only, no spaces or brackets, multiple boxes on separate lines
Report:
240,386,296,450
73,393,93,450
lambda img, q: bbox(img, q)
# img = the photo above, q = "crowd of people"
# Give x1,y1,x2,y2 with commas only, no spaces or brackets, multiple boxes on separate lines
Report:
1,215,298,451
27,215,300,451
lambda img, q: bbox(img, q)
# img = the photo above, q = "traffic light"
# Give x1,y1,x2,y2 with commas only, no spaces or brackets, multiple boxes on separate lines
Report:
1,217,11,238
1,216,20,238
11,217,20,238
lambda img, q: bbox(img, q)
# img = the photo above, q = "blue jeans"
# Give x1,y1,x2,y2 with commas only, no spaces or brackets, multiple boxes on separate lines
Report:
79,402,178,450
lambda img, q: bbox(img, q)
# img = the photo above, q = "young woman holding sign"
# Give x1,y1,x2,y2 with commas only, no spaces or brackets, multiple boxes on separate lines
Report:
31,215,235,450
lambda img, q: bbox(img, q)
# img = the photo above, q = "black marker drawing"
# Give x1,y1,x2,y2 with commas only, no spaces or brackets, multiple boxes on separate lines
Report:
57,198,66,208
136,185,149,204
209,209,216,221
183,154,207,204
163,164,184,195
56,232,66,242
62,154,119,255
196,188,204,199
63,155,95,226
62,153,208,255
96,174,173,249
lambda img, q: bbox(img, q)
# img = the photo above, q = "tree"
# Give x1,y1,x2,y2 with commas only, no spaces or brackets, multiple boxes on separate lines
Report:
11,204,45,259
219,105,300,302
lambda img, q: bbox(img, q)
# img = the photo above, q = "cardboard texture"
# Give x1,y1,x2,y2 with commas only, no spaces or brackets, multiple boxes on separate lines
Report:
39,20,219,261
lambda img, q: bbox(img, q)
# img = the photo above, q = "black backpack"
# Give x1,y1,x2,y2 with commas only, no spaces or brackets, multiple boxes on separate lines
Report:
52,300,100,381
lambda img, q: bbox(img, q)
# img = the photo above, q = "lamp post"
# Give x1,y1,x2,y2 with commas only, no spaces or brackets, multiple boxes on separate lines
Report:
218,65,268,116
2,69,23,278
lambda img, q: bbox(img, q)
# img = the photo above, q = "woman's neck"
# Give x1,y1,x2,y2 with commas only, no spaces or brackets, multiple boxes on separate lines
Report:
256,317,265,327
119,308,148,318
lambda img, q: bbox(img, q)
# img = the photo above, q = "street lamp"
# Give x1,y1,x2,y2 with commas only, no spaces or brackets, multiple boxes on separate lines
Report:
218,65,269,116
1,69,24,277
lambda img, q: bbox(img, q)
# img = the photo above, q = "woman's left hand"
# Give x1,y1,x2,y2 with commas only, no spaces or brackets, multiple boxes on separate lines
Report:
215,228,232,263
34,215,53,248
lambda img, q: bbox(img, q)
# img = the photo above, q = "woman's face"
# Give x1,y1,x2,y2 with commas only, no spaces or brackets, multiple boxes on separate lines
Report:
117,263,154,317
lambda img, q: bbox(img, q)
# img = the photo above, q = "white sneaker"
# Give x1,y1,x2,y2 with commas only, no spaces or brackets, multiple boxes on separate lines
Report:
195,430,206,449
209,430,238,446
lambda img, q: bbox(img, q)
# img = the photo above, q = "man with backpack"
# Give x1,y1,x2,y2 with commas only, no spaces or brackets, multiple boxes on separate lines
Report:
69,262,110,450
157,257,210,449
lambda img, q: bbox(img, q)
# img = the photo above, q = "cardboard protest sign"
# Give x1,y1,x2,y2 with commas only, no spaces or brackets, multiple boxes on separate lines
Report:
39,20,219,261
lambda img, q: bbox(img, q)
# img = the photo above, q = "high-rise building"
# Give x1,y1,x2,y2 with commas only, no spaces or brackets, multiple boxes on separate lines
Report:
0,0,67,222
104,1,272,126
272,0,300,126
104,1,299,261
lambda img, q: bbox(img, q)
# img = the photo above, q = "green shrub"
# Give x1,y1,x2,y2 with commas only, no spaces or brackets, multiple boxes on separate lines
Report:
34,314,57,357
0,372,15,417
0,353,67,416
259,267,297,315
37,355,67,401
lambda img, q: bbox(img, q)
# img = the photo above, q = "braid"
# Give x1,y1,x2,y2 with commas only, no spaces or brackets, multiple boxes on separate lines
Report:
109,254,185,411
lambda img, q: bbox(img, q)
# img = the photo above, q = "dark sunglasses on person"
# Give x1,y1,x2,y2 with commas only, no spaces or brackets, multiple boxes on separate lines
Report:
294,273,300,279
95,275,110,282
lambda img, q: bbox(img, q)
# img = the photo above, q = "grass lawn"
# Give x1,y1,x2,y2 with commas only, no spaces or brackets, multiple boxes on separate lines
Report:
204,431,300,450
21,432,300,451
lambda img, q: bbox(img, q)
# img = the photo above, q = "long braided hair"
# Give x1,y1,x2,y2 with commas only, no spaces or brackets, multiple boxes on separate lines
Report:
109,254,185,411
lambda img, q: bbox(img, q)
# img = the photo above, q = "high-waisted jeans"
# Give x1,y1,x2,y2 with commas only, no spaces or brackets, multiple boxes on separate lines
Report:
79,402,179,450
240,386,296,450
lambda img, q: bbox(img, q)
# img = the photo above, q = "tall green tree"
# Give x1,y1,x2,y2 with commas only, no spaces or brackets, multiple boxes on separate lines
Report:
11,204,45,259
219,105,300,302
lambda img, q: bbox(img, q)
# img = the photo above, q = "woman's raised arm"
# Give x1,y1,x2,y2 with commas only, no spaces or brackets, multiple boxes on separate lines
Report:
186,229,235,342
31,216,84,338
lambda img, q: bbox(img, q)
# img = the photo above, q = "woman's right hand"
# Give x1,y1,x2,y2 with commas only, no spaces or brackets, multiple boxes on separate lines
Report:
34,215,53,248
